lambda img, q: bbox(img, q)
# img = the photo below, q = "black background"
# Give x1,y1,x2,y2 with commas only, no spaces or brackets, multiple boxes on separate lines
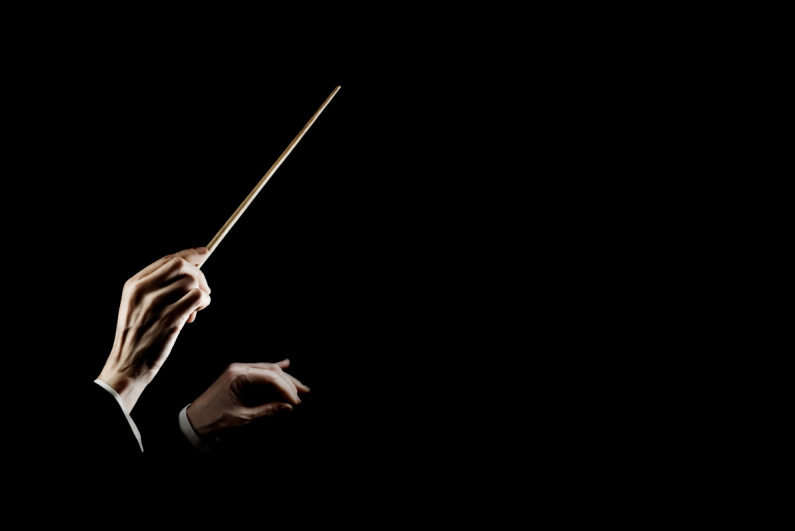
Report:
3,10,734,524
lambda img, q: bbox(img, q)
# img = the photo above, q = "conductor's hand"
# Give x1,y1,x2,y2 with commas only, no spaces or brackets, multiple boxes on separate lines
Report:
186,359,310,440
98,247,212,413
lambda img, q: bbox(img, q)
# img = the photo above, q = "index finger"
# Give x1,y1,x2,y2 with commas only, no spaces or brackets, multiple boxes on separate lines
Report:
247,361,310,392
133,247,210,280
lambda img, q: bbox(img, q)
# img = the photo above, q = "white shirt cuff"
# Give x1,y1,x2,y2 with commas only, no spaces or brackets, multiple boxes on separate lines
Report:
179,404,219,453
93,379,144,453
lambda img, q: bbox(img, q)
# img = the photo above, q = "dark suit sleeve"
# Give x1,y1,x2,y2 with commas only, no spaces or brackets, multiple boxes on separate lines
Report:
37,380,220,504
135,406,208,460
64,381,145,464
33,380,146,506
71,382,215,462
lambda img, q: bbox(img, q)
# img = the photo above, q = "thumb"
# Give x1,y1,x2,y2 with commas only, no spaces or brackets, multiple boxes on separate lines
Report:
253,403,294,418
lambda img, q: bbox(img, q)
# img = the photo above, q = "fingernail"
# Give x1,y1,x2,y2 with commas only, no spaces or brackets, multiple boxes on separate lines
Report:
194,246,208,255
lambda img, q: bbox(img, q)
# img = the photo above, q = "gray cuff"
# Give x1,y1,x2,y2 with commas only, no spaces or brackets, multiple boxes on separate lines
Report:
179,404,219,453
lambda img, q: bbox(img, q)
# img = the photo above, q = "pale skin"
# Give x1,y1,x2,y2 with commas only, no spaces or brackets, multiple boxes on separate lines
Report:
97,246,310,441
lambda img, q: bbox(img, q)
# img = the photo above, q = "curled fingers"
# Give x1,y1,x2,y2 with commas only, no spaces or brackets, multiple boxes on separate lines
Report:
244,366,303,404
166,285,211,328
146,256,210,296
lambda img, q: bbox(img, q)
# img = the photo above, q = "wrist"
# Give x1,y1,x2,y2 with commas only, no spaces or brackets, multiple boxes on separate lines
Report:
185,402,223,439
180,404,219,453
95,372,143,413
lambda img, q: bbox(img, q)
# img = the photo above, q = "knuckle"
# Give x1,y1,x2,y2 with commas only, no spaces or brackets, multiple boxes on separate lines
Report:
173,257,189,274
178,275,199,290
185,288,203,303
125,280,145,301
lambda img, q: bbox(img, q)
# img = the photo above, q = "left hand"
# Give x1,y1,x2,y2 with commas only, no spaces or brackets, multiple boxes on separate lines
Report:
186,358,310,440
